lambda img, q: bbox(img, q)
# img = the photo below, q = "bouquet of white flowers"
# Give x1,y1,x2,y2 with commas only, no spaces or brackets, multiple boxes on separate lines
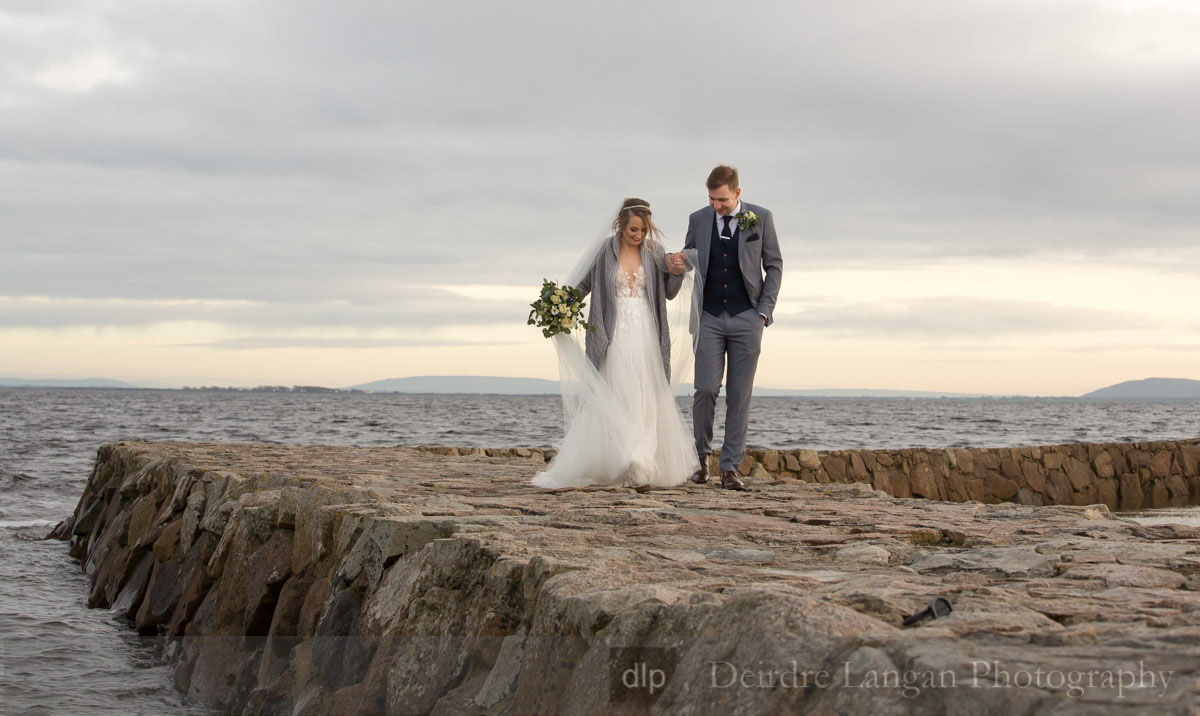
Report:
528,279,594,338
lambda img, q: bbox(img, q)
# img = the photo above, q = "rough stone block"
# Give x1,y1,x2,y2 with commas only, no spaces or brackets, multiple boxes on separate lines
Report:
798,450,822,471
243,530,295,636
90,541,132,608
136,560,184,631
1118,472,1144,509
823,456,848,483
1165,474,1190,499
908,464,938,499
1096,479,1118,509
1128,450,1151,470
180,490,206,553
945,473,969,502
1066,458,1096,491
1019,462,1046,493
988,474,1019,501
1045,472,1073,505
977,451,1000,470
849,452,869,481
167,532,217,637
1149,450,1173,479
1150,478,1170,506
760,450,781,472
1042,451,1065,471
127,493,161,550
1181,445,1200,477
965,479,989,503
111,551,155,619
1015,487,1043,506
153,520,182,563
952,449,974,474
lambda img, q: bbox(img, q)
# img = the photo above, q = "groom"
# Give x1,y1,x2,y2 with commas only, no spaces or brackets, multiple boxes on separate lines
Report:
673,165,783,490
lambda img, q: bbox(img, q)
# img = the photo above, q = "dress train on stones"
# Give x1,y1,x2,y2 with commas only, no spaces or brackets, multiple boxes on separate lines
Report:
533,266,695,488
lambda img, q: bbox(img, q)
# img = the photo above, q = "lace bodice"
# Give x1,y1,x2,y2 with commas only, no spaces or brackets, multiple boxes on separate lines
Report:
615,265,646,299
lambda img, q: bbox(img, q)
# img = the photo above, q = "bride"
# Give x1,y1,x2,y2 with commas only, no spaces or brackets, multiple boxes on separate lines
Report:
533,198,699,489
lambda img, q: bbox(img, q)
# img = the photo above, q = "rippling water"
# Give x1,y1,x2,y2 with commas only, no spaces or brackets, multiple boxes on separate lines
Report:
1,387,1198,712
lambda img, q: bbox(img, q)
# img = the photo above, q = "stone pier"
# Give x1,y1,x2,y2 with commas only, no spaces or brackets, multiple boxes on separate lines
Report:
55,441,1200,714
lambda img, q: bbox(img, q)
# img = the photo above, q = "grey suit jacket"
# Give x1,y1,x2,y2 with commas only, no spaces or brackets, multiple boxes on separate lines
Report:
682,202,783,328
575,236,684,380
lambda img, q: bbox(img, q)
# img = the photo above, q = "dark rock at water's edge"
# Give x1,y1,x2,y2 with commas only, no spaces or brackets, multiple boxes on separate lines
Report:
54,441,1200,714
1084,377,1200,399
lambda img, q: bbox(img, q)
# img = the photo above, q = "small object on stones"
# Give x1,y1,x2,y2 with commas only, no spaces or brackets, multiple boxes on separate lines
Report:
902,596,952,627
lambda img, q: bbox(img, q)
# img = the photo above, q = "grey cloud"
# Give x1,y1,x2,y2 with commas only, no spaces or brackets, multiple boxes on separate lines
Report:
0,290,529,330
177,337,520,350
788,296,1157,338
2,1,1200,324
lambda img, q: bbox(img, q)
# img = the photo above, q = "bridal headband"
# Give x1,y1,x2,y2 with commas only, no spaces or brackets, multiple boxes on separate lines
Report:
621,204,651,213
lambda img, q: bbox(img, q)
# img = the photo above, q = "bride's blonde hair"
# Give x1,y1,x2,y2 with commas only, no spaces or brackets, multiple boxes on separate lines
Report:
614,197,662,252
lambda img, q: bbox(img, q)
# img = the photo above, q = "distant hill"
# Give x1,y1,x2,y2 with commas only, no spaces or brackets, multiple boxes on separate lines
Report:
348,376,561,394
1083,378,1200,399
0,373,1015,398
0,377,142,389
349,376,987,398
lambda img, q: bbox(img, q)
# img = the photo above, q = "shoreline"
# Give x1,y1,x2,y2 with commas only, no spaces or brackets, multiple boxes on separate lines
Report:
53,440,1200,713
9,383,1200,400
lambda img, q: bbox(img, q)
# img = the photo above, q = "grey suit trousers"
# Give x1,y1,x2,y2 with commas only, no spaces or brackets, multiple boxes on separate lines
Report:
693,308,763,472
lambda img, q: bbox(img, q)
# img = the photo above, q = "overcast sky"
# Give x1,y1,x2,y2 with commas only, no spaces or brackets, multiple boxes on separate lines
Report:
3,0,1199,394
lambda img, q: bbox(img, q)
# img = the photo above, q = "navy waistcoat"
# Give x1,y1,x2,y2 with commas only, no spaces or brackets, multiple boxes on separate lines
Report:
703,220,754,317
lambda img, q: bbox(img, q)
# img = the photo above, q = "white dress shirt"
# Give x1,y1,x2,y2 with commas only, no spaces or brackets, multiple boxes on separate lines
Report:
714,200,743,239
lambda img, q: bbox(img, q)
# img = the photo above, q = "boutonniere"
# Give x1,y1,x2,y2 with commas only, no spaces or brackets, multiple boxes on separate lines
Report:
737,210,759,231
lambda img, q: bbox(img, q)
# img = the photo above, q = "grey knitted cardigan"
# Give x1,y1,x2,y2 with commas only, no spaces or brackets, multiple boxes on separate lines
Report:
575,235,685,380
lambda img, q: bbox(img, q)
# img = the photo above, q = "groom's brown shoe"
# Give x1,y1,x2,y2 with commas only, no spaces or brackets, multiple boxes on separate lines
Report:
720,471,747,491
690,461,709,484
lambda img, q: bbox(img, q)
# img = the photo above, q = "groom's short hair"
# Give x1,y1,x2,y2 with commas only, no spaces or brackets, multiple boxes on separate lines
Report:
706,165,739,191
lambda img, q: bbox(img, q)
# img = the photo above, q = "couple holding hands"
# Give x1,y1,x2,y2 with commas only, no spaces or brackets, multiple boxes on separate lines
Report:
533,165,783,491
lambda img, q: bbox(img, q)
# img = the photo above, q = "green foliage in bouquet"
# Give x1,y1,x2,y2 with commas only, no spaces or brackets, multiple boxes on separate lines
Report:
528,279,595,338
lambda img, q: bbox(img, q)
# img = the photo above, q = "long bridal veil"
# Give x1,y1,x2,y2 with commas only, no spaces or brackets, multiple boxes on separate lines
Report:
539,203,701,486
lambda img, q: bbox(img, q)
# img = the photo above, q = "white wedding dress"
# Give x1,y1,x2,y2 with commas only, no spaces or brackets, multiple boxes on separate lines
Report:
533,266,697,488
